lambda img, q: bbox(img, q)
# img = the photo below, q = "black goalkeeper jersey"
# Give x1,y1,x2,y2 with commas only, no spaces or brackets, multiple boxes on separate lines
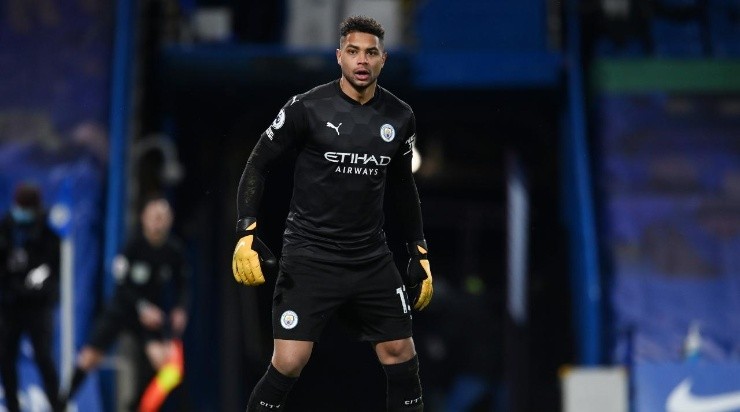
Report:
258,80,417,261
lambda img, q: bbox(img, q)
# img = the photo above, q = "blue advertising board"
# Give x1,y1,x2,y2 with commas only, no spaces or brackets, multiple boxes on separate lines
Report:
635,362,740,412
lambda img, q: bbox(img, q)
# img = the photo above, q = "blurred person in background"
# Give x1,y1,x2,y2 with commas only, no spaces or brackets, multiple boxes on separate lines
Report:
0,182,63,412
59,195,189,411
232,15,434,412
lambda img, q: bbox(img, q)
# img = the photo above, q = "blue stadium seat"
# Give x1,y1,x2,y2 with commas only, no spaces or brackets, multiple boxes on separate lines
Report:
415,0,546,51
651,18,705,57
594,36,648,57
657,0,699,6
708,0,740,56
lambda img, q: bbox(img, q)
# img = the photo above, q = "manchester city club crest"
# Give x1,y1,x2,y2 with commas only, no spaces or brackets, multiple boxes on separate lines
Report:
280,310,298,329
380,123,395,142
130,262,151,284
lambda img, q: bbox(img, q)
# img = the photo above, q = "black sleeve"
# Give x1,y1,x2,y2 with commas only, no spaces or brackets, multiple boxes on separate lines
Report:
386,114,425,243
42,222,61,303
236,139,282,220
237,96,306,222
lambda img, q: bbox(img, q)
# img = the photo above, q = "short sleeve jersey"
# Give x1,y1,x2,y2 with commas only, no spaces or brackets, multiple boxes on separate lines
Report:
260,80,416,261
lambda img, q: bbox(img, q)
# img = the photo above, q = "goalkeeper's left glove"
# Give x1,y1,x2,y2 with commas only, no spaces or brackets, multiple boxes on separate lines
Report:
404,240,433,310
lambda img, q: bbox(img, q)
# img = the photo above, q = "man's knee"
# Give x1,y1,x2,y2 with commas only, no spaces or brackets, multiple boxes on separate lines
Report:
271,340,313,377
271,354,309,377
375,338,416,365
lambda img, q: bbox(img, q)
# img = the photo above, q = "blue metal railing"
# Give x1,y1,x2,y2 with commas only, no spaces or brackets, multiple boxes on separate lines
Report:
562,0,603,365
104,0,137,298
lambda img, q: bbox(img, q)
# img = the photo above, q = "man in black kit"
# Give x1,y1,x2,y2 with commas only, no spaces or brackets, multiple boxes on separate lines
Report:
232,15,434,412
60,195,188,410
0,183,63,412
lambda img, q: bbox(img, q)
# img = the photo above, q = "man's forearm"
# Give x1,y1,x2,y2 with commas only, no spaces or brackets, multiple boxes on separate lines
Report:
237,139,281,220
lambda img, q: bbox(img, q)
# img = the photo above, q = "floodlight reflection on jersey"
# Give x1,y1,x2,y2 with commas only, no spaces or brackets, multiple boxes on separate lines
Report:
412,146,422,173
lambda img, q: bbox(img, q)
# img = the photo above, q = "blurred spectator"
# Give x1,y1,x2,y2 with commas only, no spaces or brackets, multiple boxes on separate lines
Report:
5,0,60,33
585,0,709,56
59,195,189,411
69,120,108,165
0,182,63,412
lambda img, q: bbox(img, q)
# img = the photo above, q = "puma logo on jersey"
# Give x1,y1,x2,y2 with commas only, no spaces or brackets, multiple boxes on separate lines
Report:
326,122,342,135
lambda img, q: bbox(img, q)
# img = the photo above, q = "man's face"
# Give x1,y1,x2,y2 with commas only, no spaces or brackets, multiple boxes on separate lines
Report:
141,199,173,245
337,31,386,90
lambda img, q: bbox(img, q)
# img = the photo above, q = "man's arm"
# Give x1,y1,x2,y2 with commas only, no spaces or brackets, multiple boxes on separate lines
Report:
236,139,281,221
237,95,305,220
232,140,283,286
41,220,61,301
237,93,305,220
386,142,424,241
386,131,433,310
171,242,190,335
233,98,304,286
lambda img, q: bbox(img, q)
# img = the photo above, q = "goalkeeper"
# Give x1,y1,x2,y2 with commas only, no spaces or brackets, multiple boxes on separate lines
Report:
232,15,433,412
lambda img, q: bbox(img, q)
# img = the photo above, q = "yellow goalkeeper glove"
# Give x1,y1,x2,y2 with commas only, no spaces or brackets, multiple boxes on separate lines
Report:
232,218,277,286
405,240,433,310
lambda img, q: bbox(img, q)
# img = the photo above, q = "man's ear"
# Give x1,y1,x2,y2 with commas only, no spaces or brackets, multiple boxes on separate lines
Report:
336,49,341,65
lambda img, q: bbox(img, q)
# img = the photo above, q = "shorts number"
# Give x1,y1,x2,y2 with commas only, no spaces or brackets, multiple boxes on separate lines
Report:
396,287,409,314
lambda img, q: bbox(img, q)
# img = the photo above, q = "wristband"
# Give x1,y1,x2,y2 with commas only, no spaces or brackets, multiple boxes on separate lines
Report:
406,239,429,257
236,217,257,237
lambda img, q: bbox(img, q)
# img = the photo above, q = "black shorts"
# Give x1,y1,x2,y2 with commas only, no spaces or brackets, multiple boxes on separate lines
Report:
87,306,164,350
272,253,413,343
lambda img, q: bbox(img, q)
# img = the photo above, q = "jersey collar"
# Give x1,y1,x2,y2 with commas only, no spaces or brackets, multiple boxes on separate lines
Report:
334,79,382,106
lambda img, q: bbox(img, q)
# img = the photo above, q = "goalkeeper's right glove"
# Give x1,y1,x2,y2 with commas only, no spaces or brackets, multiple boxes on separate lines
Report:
232,218,277,286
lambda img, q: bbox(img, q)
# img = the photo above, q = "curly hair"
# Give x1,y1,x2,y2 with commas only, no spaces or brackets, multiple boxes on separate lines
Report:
339,15,385,43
